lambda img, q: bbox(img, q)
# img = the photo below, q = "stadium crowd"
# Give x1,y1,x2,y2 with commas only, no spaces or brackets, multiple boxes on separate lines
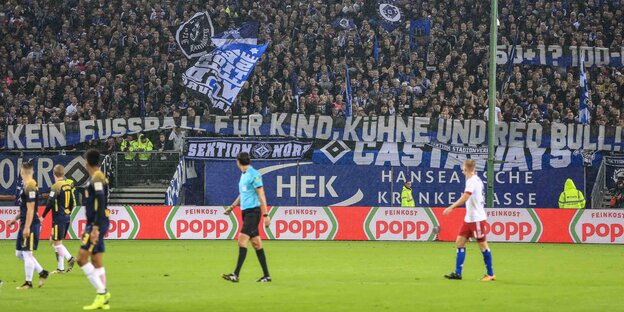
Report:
1,0,624,149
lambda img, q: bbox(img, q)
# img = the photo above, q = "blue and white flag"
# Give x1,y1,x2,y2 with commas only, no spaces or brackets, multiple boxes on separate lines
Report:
182,43,268,112
212,21,259,47
409,19,430,60
165,159,185,205
376,0,403,32
331,18,357,30
579,58,591,124
345,63,353,116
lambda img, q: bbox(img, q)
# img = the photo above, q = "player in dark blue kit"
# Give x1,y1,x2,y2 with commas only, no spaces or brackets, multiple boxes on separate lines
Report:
7,162,49,289
76,149,112,310
42,165,77,273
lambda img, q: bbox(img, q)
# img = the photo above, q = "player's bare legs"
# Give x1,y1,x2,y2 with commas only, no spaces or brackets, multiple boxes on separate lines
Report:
455,235,468,248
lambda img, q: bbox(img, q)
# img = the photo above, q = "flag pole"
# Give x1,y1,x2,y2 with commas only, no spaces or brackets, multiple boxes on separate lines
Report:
487,0,498,208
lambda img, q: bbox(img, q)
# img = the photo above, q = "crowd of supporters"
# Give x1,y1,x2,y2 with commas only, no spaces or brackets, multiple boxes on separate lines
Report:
1,0,624,147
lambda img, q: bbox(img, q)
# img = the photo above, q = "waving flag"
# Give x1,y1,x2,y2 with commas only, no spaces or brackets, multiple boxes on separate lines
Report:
345,63,353,117
409,19,430,60
331,18,357,30
212,21,259,47
376,0,403,32
579,58,590,124
174,12,215,59
182,43,268,112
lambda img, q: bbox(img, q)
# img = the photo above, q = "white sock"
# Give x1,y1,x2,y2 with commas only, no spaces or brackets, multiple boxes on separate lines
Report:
95,267,106,287
23,251,35,282
61,245,72,260
31,254,44,273
81,263,106,294
54,245,65,271
15,250,24,261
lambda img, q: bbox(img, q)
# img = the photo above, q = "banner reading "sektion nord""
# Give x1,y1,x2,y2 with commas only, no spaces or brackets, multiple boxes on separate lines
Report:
0,206,621,244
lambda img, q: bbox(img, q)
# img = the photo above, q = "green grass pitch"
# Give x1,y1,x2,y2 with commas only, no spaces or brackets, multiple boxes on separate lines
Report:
0,240,622,311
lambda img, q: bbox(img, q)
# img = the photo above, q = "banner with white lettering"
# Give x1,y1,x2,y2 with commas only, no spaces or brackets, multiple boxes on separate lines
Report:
604,156,624,191
185,138,313,161
496,45,624,67
182,43,268,112
202,160,584,208
3,116,202,149
5,114,624,152
312,140,599,170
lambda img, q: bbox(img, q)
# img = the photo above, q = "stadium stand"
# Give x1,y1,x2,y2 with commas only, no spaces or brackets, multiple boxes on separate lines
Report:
0,0,623,146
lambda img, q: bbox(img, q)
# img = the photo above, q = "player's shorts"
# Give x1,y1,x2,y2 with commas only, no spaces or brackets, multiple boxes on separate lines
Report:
80,224,109,254
16,224,41,251
51,222,70,241
241,207,261,238
458,220,488,242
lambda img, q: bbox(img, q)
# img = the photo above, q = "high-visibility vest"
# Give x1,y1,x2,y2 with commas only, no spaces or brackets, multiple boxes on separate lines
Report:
558,178,586,209
136,136,153,161
401,186,414,207
121,139,136,160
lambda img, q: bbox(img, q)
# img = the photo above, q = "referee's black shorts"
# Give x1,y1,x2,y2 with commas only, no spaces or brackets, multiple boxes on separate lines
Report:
241,207,261,238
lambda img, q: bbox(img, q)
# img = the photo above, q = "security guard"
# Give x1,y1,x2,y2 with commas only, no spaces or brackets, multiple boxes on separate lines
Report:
120,134,136,161
401,181,415,207
558,178,586,209
135,134,153,161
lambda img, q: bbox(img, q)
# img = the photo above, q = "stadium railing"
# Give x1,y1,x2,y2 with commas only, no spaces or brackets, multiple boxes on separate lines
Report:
591,159,607,209
114,151,181,188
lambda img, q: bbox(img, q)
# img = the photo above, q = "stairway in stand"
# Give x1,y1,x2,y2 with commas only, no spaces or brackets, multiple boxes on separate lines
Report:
109,187,167,205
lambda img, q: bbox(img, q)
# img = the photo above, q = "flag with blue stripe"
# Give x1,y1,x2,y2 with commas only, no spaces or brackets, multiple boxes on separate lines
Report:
579,58,590,124
212,21,259,47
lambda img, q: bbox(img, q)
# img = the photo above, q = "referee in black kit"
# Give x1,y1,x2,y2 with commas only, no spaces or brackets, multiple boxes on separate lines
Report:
222,152,272,283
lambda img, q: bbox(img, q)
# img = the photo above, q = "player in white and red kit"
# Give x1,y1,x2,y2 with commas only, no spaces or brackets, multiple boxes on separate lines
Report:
442,159,495,281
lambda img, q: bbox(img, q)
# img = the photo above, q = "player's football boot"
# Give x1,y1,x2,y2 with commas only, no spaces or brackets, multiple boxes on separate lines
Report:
52,269,65,274
222,273,239,282
38,270,49,288
83,293,108,310
444,272,462,280
256,276,272,283
16,281,33,290
480,274,496,281
66,257,77,273
102,292,112,310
